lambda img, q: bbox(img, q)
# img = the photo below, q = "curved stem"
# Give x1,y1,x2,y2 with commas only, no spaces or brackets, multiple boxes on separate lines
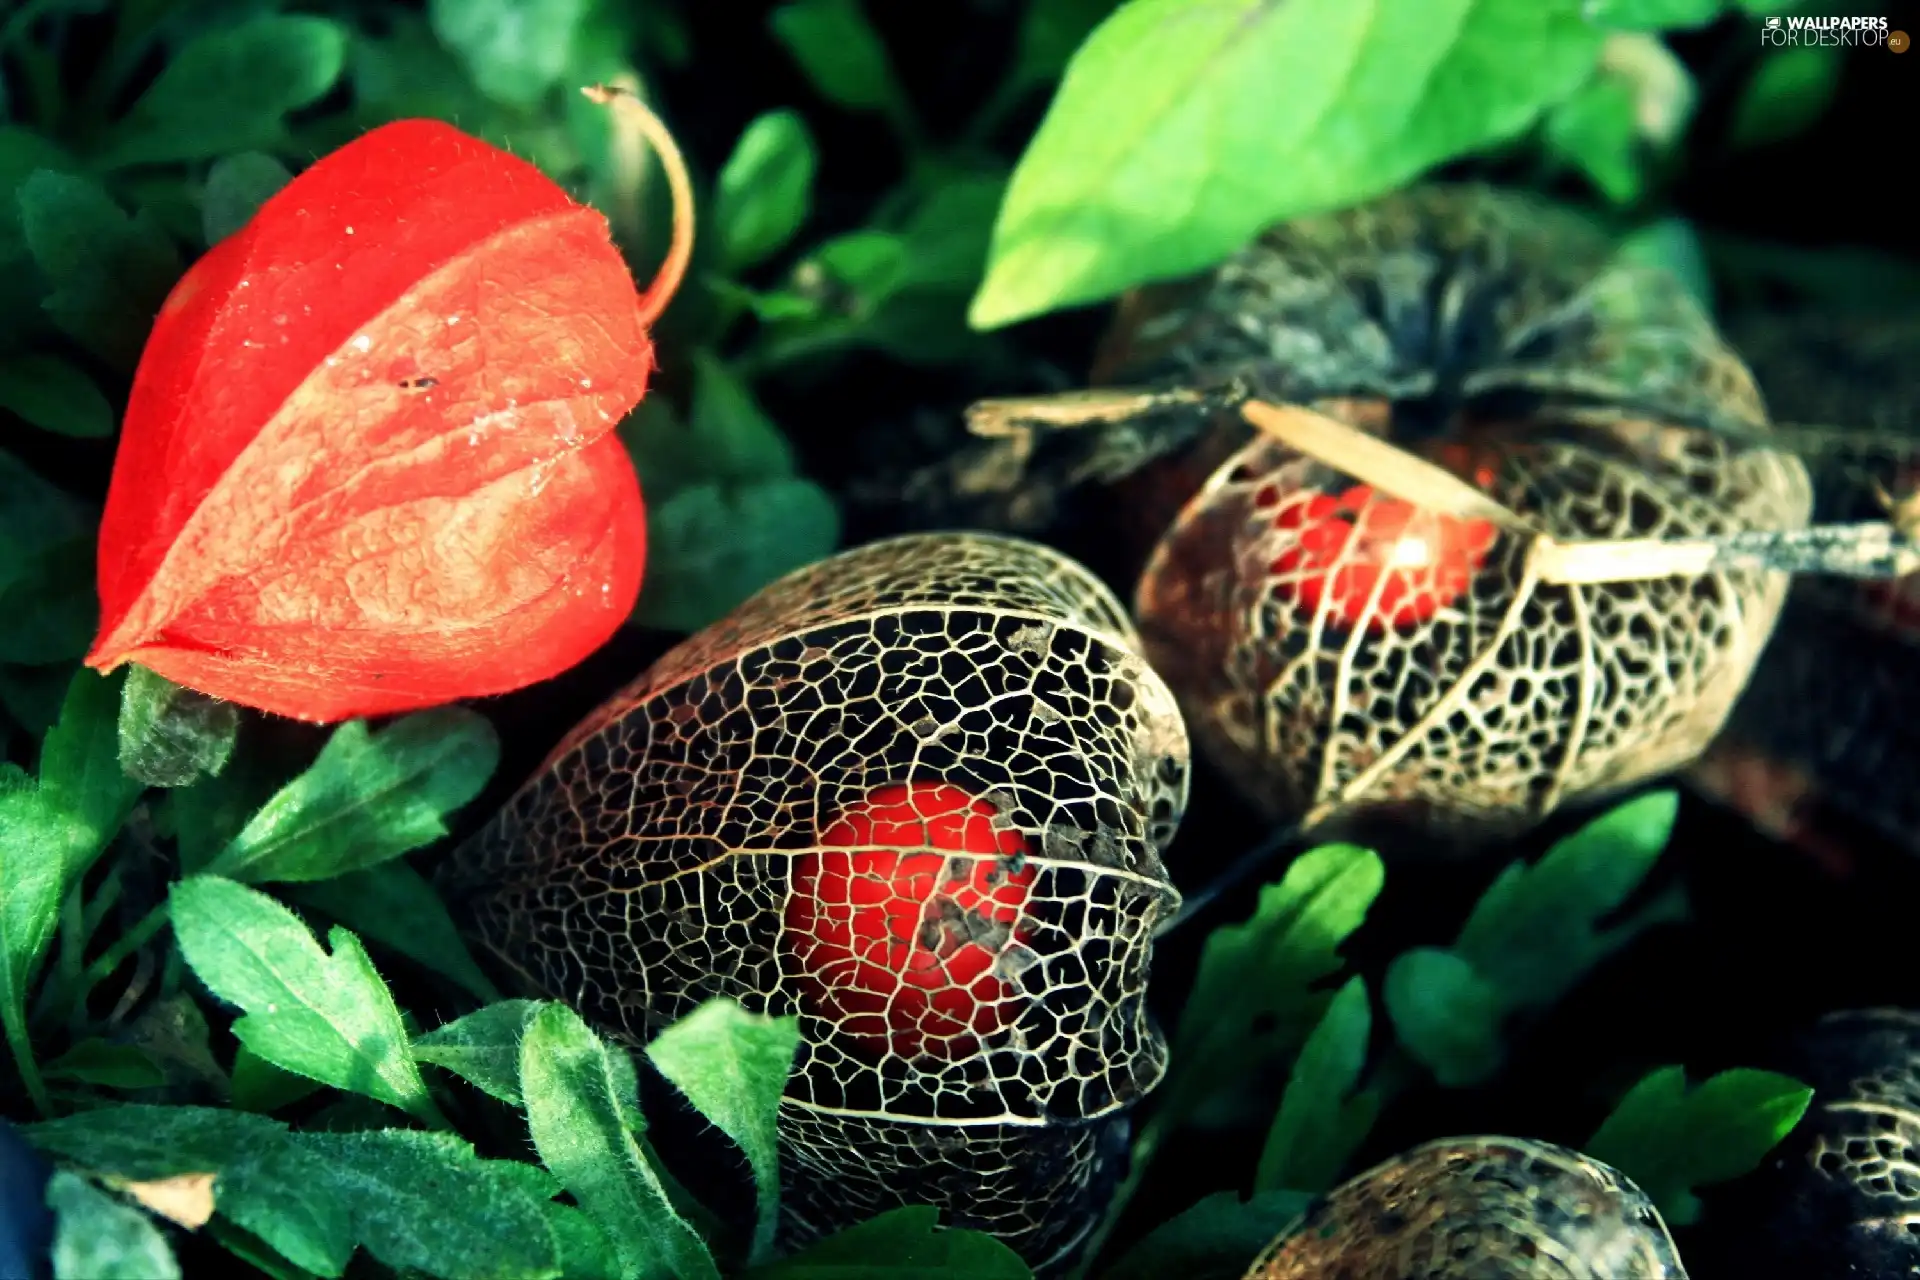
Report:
582,84,696,328
75,900,171,999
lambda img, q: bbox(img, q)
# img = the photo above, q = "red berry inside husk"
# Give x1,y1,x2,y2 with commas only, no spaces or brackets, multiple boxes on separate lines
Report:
1260,482,1499,633
785,782,1035,1063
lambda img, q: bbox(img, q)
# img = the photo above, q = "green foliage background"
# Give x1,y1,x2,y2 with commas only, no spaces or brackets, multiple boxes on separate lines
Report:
2,0,1910,1275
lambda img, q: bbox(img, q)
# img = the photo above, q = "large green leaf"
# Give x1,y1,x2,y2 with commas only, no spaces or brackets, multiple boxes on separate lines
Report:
970,0,1604,328
169,877,439,1123
646,999,800,1263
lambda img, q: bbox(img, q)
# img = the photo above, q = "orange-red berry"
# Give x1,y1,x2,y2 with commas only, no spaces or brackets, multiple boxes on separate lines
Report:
1258,482,1499,633
785,782,1035,1063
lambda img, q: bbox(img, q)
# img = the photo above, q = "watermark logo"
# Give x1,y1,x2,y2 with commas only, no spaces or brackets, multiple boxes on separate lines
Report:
1760,14,1894,48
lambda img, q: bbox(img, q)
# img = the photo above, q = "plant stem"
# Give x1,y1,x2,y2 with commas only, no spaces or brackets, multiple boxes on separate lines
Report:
4,1009,52,1119
74,900,171,1000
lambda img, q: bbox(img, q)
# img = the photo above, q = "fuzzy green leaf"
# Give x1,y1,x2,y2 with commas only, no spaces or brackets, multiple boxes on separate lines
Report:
635,478,842,634
201,709,498,884
716,110,818,272
1165,844,1385,1123
522,1002,719,1280
429,0,589,107
1615,218,1713,313
169,876,439,1123
229,1044,325,1115
201,152,292,246
43,1039,168,1091
286,862,500,1003
1383,947,1507,1088
95,16,349,168
412,999,543,1105
1100,1190,1313,1280
26,1105,558,1280
17,171,182,369
769,0,907,122
1585,1065,1815,1226
0,353,114,438
1453,790,1684,1014
1254,976,1379,1194
117,665,238,789
48,1173,181,1280
970,0,1603,328
646,998,800,1263
745,1206,1032,1278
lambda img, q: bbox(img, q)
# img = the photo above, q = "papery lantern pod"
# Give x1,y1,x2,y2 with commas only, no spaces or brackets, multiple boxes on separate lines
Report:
1711,1009,1920,1278
438,532,1189,1275
1242,1136,1687,1279
931,184,1814,844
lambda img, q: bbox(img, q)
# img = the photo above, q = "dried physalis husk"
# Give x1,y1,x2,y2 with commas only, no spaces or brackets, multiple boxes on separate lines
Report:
1243,1137,1687,1279
1687,313,1920,865
439,532,1189,1275
1720,1009,1920,1280
1079,184,1813,842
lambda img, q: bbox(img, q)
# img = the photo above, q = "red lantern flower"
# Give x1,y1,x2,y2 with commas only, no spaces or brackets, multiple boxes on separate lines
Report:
785,782,1037,1063
1262,482,1499,633
84,89,691,723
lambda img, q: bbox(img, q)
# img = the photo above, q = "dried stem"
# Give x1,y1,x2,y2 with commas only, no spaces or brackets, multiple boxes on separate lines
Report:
582,84,695,328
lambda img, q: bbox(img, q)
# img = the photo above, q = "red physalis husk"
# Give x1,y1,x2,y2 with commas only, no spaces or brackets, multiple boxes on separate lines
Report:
86,89,692,723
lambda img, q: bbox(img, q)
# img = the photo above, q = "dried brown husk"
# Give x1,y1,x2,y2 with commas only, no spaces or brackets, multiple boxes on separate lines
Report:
953,184,1815,844
1242,1136,1687,1279
440,531,1189,1274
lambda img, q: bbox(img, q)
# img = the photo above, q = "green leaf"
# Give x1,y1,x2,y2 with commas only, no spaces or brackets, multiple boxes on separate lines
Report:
1584,1065,1814,1226
39,666,141,869
686,352,800,486
0,125,79,261
1164,844,1384,1124
715,110,818,272
47,1172,181,1280
1451,790,1681,1020
0,354,114,437
634,478,842,634
43,1038,168,1090
1615,217,1713,314
413,999,542,1105
18,171,182,370
1100,1190,1313,1280
1009,0,1119,89
1382,947,1507,1088
1543,76,1643,205
201,709,499,884
1453,790,1683,1014
646,998,800,1263
292,1129,559,1279
1584,0,1725,28
95,16,349,168
1730,43,1842,151
769,0,909,125
745,1206,1032,1278
169,876,440,1123
1254,977,1378,1194
0,450,97,665
229,1043,325,1115
201,151,291,246
429,0,589,108
27,1105,557,1280
117,666,238,790
521,1001,719,1280
286,861,500,1003
969,0,1604,328
545,1202,623,1280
